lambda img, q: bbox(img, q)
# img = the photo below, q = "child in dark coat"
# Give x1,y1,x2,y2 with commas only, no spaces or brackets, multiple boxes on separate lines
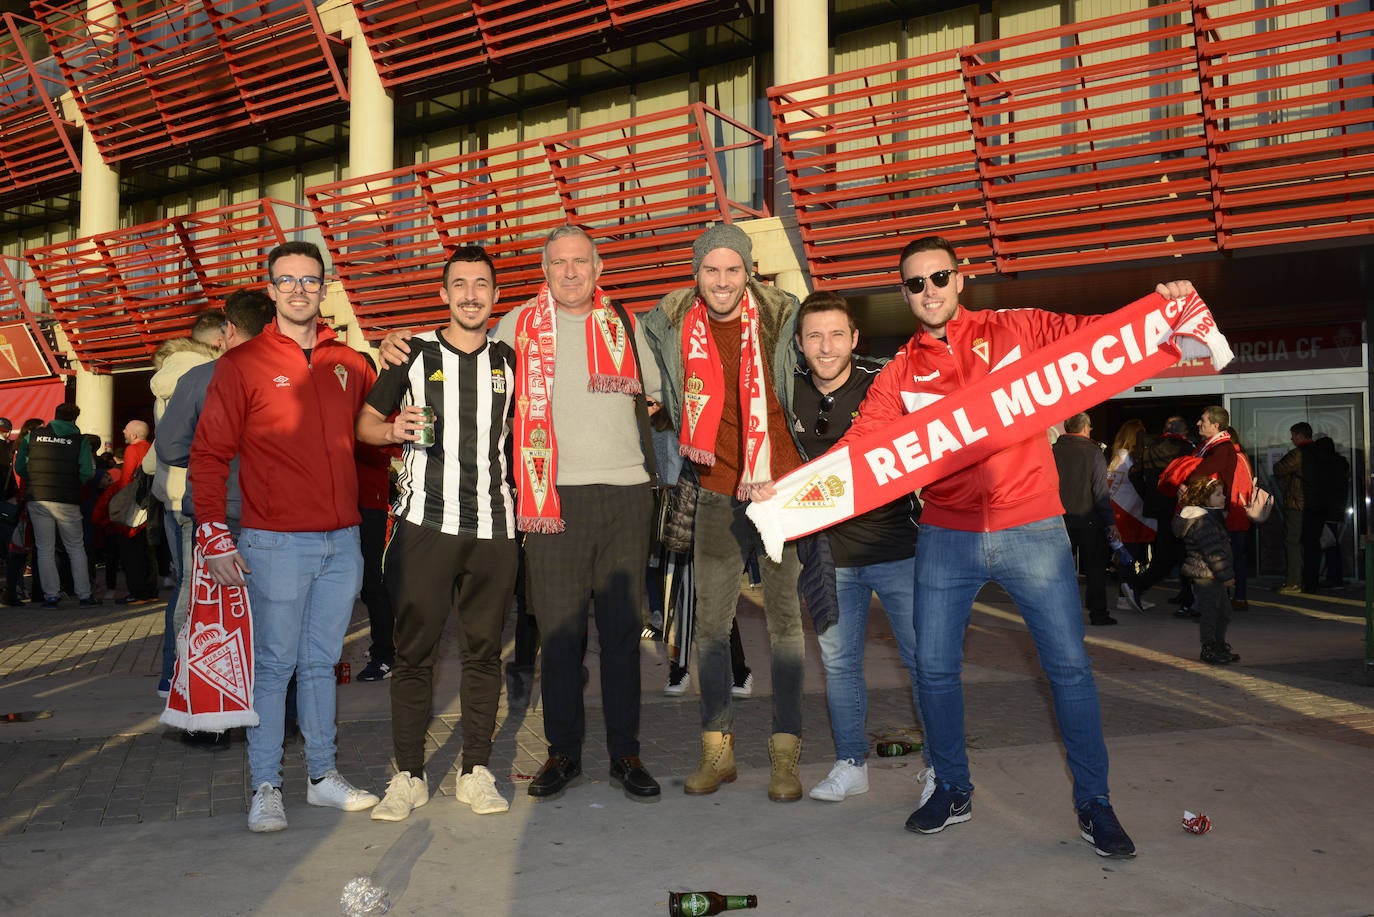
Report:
1173,476,1238,665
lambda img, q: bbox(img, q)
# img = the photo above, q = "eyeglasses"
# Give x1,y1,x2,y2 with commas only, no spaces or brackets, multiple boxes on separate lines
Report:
815,394,835,436
271,275,324,293
899,269,956,295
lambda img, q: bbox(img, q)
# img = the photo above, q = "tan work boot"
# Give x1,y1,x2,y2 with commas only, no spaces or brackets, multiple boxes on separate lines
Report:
685,731,737,795
768,733,803,802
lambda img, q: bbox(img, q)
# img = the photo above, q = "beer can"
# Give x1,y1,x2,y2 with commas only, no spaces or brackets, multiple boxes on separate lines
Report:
415,406,436,447
335,662,351,684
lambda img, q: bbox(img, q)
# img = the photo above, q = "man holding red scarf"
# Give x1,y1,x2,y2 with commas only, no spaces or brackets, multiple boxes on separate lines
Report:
1193,405,1253,610
642,223,809,802
836,235,1198,858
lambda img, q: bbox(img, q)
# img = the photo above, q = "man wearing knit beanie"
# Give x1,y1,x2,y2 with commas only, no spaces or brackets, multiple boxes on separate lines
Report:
642,223,808,803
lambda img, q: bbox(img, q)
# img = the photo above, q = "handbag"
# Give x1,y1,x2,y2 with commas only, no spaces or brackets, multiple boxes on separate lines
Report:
655,477,699,554
1244,486,1274,524
108,468,152,529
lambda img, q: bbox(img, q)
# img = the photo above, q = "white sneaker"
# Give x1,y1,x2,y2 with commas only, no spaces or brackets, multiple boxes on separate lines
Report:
916,766,937,808
1117,595,1156,611
454,765,510,815
248,782,287,833
664,671,690,697
307,769,380,811
731,673,753,698
809,759,869,802
371,772,429,822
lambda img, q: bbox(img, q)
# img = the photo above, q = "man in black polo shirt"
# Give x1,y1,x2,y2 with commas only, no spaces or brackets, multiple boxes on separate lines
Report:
15,403,99,608
789,291,928,805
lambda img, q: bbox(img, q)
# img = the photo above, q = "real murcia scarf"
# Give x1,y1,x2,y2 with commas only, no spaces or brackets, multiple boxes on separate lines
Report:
513,284,641,533
160,522,258,730
679,291,772,501
747,291,1233,562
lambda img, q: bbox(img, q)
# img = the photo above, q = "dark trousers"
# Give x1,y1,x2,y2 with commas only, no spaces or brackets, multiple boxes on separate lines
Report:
1065,519,1108,617
359,507,395,664
1299,512,1327,590
385,520,517,775
1138,513,1192,604
120,529,157,598
1194,580,1231,647
523,483,652,761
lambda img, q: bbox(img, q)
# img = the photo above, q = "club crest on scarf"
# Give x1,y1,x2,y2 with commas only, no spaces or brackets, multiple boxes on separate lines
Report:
522,426,552,513
186,619,251,709
785,473,847,509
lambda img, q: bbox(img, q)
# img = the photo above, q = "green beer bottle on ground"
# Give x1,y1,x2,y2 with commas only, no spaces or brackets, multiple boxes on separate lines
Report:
875,739,922,757
668,890,759,915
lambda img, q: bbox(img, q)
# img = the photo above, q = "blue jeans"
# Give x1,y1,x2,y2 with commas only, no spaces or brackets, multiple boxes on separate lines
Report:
160,510,186,680
818,556,923,762
239,527,362,788
914,519,1110,808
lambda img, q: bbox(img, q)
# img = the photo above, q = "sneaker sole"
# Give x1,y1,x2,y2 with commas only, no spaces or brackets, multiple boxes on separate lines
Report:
248,818,287,833
308,793,380,812
1081,829,1136,858
808,784,868,802
456,794,510,815
906,807,972,835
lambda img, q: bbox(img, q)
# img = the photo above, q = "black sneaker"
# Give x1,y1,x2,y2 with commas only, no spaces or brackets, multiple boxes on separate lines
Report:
1077,798,1136,858
356,659,393,682
904,782,972,834
1199,644,1231,665
1174,606,1200,619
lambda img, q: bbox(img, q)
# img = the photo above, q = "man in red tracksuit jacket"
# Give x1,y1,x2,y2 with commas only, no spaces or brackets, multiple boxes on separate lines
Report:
839,234,1196,859
191,241,379,833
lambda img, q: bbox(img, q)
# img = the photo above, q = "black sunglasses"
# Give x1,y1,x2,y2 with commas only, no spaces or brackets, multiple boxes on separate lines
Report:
900,269,957,295
815,394,835,436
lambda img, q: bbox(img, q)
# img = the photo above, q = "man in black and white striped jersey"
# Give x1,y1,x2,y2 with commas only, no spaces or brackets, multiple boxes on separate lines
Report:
356,245,519,820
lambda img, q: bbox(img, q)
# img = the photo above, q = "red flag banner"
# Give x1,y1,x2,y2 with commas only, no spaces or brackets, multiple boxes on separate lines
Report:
160,544,258,731
748,292,1232,561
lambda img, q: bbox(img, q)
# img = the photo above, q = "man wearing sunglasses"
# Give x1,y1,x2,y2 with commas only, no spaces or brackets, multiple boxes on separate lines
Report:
192,241,381,832
642,223,808,802
835,235,1196,859
789,291,926,806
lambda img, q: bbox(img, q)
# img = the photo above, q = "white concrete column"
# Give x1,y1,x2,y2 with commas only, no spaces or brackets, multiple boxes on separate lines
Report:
349,34,394,179
337,33,395,350
73,88,120,443
771,0,829,222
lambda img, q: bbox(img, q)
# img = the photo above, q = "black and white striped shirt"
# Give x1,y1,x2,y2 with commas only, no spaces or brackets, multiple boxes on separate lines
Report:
365,331,516,539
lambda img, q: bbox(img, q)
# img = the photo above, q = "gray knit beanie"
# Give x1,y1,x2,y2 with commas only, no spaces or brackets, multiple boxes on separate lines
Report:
692,223,753,274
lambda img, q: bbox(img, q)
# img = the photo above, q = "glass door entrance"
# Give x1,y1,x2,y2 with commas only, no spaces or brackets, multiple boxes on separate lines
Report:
1229,391,1365,585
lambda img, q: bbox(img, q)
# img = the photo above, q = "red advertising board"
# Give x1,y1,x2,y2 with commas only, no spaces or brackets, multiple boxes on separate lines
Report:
0,322,54,383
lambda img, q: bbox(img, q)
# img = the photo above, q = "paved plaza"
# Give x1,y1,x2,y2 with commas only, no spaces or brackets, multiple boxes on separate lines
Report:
0,574,1371,915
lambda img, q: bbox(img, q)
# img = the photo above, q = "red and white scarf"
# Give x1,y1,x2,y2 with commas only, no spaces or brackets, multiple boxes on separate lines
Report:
1108,453,1157,543
160,522,258,731
747,291,1233,561
679,291,772,501
513,284,640,533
